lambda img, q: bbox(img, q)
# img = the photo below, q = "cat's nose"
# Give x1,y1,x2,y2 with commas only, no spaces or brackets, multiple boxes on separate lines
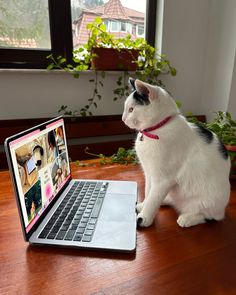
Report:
122,114,126,122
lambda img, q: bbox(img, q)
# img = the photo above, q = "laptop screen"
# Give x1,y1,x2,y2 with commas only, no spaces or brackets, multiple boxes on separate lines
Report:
8,118,71,234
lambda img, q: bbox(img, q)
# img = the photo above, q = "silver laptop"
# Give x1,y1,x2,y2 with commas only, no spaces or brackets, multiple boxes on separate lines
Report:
4,117,137,252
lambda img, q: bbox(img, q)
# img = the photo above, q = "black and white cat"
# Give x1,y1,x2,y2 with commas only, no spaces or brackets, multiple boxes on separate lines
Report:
122,78,231,228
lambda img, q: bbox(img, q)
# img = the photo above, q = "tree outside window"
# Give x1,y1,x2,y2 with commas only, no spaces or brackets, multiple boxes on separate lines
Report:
0,0,51,49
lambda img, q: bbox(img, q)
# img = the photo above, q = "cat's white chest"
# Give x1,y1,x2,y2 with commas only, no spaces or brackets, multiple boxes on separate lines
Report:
135,132,160,160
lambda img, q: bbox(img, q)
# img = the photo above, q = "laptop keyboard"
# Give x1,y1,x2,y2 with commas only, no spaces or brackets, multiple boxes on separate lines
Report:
38,181,108,242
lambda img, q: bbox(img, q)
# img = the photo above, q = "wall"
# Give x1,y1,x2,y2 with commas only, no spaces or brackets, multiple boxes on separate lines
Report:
161,0,209,115
160,0,236,120
0,70,125,119
200,0,236,121
228,51,236,118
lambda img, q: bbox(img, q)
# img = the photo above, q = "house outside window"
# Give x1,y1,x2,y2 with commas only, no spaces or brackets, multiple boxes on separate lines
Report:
72,0,146,49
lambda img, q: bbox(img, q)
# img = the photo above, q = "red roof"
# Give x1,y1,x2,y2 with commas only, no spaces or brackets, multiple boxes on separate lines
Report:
124,7,144,23
0,36,37,48
102,0,129,20
88,0,144,20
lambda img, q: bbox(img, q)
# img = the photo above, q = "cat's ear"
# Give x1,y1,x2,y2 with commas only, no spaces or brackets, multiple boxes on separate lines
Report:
129,77,136,90
135,79,153,101
135,79,158,101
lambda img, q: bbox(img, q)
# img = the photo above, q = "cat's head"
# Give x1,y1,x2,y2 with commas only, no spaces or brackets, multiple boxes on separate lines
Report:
122,78,179,131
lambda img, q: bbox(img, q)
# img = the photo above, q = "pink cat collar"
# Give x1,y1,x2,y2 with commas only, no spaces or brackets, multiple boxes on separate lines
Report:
140,115,173,140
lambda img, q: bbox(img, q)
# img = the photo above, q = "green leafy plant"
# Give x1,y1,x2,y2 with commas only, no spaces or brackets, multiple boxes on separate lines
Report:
47,17,177,117
86,17,147,52
205,111,236,146
206,112,236,175
187,111,236,146
47,54,104,117
84,146,139,165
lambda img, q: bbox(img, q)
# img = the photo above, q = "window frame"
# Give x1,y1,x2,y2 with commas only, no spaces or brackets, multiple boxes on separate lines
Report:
0,0,157,69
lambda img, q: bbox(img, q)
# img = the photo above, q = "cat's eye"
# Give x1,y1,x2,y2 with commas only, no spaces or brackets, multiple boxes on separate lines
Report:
128,107,134,113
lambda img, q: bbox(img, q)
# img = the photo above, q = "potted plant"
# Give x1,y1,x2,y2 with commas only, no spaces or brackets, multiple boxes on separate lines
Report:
85,17,145,71
85,17,176,88
86,17,139,71
47,17,177,116
206,111,236,176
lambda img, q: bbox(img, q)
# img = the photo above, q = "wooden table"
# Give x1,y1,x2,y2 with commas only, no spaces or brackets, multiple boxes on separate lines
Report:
1,160,236,295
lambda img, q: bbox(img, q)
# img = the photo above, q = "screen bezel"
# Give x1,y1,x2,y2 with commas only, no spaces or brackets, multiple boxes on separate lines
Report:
4,116,72,241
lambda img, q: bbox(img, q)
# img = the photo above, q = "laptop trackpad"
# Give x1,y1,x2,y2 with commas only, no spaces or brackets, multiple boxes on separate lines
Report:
99,194,136,222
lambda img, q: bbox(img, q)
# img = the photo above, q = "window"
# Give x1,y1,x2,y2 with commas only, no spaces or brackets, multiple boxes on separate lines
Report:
137,25,145,37
0,0,157,69
0,0,73,69
103,20,109,31
110,20,119,32
126,23,132,34
120,22,127,32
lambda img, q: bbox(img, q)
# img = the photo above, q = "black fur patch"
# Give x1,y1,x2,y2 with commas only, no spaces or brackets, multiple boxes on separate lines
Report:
218,139,228,160
133,90,150,105
129,78,136,90
195,124,228,160
195,124,214,144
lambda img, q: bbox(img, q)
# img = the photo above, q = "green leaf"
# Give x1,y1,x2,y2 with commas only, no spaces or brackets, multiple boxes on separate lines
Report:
171,67,177,76
59,57,66,64
47,63,55,70
175,100,182,109
100,24,106,32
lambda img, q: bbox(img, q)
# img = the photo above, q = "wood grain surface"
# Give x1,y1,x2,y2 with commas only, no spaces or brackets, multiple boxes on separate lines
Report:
0,160,236,295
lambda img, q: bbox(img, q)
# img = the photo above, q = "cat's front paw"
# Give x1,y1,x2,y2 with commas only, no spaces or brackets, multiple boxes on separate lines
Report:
136,202,144,213
137,212,154,227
